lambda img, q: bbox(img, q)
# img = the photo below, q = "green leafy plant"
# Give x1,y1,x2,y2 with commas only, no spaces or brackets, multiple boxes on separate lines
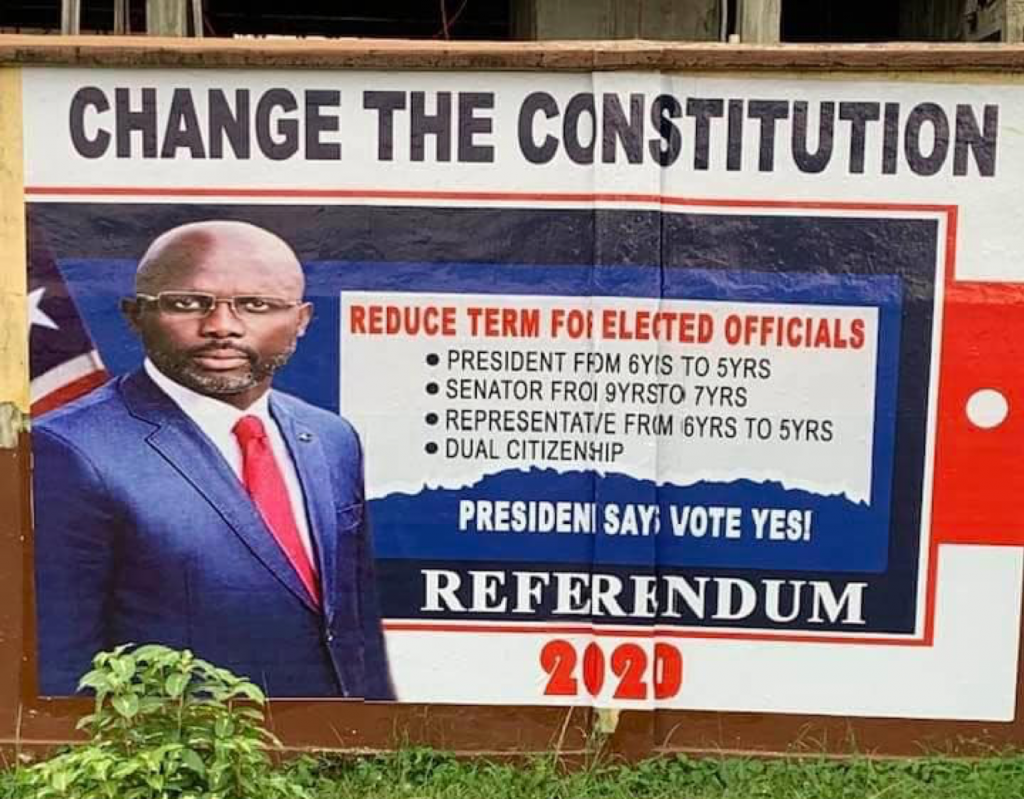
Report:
19,644,311,799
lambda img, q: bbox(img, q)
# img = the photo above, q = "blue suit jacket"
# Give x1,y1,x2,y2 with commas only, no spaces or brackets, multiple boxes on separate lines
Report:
33,369,394,699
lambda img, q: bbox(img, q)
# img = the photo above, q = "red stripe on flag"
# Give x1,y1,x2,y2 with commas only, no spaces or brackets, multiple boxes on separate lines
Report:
31,370,108,417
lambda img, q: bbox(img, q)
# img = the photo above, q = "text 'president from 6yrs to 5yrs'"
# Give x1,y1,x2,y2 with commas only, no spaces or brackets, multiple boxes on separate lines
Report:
347,302,868,350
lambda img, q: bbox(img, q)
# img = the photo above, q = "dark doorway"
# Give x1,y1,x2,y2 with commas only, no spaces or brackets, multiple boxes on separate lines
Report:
782,0,901,42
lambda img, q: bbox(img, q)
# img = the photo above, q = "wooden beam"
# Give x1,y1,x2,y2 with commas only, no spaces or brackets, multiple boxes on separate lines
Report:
8,36,1024,73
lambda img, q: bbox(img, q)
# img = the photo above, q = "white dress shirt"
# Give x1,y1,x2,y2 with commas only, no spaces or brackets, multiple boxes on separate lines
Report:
144,359,315,561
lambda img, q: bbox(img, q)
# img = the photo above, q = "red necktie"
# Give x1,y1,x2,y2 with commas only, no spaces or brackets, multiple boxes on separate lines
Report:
233,415,321,607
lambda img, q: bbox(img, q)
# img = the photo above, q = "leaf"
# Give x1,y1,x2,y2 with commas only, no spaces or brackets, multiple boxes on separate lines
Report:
78,670,111,692
50,769,75,792
214,717,234,738
111,694,140,719
110,657,136,681
166,672,191,698
235,683,266,703
111,760,141,779
136,696,166,715
179,748,206,775
130,643,167,659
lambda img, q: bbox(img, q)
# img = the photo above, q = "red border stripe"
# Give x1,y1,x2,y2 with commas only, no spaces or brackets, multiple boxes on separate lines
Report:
23,185,957,215
382,621,931,646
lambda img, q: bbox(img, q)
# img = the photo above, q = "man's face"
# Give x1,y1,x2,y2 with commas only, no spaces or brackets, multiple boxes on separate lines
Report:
126,230,312,402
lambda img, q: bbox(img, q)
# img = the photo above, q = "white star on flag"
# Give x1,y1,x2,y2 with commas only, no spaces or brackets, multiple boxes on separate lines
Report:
28,287,59,331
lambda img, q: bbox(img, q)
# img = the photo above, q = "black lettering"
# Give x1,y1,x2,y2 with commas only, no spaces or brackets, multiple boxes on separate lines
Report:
747,100,789,172
160,88,205,159
882,102,900,174
838,102,880,174
791,101,834,173
904,102,949,176
686,98,723,171
563,93,596,165
411,91,452,162
364,90,406,161
115,87,157,158
726,99,743,171
648,94,682,167
602,93,643,163
69,87,110,159
518,92,559,164
208,89,250,159
954,103,998,177
458,92,494,163
255,89,299,161
304,89,341,160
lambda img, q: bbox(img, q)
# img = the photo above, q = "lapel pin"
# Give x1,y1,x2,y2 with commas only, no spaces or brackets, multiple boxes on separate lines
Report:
298,432,314,442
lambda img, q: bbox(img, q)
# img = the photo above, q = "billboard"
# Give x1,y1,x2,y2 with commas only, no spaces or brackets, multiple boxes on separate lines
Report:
20,66,1024,720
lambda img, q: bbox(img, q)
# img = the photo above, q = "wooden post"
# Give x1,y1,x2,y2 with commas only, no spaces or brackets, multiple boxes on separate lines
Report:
60,0,81,35
738,0,781,43
191,0,204,37
1005,0,1024,41
114,0,127,35
146,0,189,36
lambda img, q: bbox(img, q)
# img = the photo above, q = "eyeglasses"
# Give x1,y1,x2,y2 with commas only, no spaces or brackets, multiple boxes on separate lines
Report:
133,292,305,318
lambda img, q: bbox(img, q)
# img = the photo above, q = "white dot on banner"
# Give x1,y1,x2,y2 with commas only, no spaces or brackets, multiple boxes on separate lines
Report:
966,389,1009,429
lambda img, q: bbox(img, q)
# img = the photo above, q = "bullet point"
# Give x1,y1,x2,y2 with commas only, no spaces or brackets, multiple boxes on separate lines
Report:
426,383,439,395
425,442,439,454
426,353,440,366
425,412,439,425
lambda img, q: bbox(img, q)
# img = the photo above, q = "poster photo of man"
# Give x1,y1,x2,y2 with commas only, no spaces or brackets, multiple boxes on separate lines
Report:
31,218,394,700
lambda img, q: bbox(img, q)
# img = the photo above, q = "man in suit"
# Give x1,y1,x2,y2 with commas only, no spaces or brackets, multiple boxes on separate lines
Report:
33,220,394,699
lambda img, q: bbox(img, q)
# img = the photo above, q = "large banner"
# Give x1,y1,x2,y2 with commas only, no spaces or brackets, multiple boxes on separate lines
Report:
22,67,1024,720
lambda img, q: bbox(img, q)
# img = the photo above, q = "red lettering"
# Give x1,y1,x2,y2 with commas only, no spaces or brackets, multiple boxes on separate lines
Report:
347,304,458,336
540,641,684,701
581,642,606,697
611,643,647,700
851,318,865,349
540,640,578,696
349,304,367,333
813,318,832,347
653,643,683,699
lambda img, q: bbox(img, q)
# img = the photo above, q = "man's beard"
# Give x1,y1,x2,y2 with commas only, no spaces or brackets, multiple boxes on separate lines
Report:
148,341,296,396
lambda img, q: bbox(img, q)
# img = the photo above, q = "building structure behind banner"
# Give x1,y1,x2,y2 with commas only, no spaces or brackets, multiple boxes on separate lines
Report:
0,0,1020,44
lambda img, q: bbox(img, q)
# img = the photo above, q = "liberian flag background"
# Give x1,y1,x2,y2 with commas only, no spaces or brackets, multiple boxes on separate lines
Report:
27,221,108,416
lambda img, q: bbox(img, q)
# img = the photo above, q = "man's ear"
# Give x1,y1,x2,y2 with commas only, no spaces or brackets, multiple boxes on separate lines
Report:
296,301,314,337
120,297,143,333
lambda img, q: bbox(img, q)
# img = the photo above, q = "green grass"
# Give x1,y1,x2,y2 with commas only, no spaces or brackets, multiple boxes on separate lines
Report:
285,749,1024,799
7,747,1024,798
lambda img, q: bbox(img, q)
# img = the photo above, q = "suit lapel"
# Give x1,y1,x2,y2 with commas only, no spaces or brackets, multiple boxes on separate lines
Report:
271,397,339,624
120,370,319,614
